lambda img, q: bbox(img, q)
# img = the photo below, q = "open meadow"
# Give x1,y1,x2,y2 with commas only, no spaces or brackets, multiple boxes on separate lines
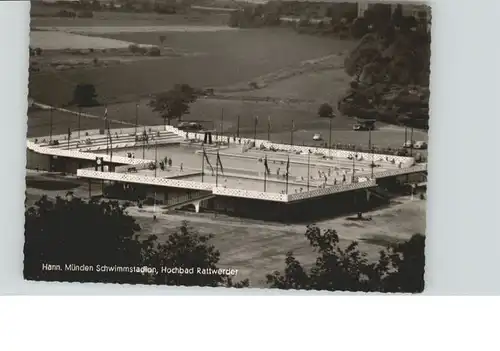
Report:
132,196,426,287
29,18,355,105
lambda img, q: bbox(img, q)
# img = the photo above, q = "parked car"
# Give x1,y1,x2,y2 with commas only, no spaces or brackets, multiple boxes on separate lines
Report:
402,140,414,148
353,123,374,131
414,141,428,149
178,122,203,131
313,133,322,141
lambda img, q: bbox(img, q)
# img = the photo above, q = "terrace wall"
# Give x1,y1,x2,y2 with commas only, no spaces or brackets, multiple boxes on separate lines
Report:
287,179,376,202
76,169,214,191
77,168,380,203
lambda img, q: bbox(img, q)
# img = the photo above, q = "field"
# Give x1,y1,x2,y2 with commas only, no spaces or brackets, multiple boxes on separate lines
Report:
30,9,231,27
29,20,355,105
31,30,138,50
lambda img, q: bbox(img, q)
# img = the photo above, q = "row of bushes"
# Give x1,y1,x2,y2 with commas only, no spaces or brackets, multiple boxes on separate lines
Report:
128,44,161,57
29,47,43,57
56,10,93,18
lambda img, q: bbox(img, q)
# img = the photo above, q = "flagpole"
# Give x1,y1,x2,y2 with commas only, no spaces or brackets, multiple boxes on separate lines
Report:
154,141,158,177
106,122,109,156
253,116,258,143
410,127,414,156
216,150,219,187
78,106,81,139
328,116,332,156
307,151,310,191
103,104,107,131
108,120,113,164
286,156,289,194
201,148,205,183
267,116,271,141
371,146,374,179
264,164,267,192
67,127,71,150
352,157,355,183
290,120,294,146
368,127,372,150
221,108,224,142
135,103,138,135
142,127,146,159
263,155,268,192
236,115,240,138
49,106,53,143
104,105,108,155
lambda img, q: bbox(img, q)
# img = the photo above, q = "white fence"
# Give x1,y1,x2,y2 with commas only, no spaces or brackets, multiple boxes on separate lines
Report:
374,164,427,179
212,187,289,202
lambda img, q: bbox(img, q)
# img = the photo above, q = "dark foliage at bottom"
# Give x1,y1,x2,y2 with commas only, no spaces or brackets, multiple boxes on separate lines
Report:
266,225,424,293
24,196,423,292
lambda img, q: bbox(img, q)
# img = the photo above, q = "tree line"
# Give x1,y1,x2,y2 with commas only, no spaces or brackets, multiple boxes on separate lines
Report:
338,4,431,129
24,195,424,292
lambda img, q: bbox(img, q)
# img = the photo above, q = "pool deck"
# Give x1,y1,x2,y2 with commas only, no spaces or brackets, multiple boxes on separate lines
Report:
111,143,403,195
28,126,426,202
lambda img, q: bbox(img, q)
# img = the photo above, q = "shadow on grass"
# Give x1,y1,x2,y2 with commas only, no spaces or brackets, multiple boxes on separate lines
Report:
26,178,81,191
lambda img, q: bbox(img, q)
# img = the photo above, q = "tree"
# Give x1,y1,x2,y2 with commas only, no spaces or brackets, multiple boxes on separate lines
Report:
147,46,161,57
382,234,425,293
24,196,143,283
24,195,250,288
266,225,425,293
159,35,166,46
318,103,334,118
339,10,430,127
350,17,369,39
148,84,199,127
70,83,98,107
142,221,249,288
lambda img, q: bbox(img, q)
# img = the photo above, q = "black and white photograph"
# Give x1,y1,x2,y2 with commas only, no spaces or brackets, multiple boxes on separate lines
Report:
25,0,430,293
